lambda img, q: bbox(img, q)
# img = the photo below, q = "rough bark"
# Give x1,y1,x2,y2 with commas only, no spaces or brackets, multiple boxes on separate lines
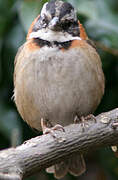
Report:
0,108,118,180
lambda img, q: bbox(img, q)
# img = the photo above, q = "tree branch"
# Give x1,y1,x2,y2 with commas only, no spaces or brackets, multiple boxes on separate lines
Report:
95,41,118,56
0,108,118,179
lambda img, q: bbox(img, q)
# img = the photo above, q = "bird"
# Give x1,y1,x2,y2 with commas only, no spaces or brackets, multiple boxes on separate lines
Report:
14,0,105,179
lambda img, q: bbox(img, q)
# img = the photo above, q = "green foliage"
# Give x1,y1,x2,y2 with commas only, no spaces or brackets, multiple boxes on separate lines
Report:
0,0,118,179
67,0,118,48
19,0,47,32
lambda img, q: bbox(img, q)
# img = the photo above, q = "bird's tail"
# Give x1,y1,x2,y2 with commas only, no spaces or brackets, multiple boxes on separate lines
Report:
46,154,86,179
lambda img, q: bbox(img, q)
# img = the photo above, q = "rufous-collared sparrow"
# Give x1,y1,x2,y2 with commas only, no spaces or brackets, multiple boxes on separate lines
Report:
14,0,105,179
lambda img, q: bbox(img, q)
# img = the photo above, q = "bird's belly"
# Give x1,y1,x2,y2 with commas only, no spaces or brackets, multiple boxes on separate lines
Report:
14,48,104,130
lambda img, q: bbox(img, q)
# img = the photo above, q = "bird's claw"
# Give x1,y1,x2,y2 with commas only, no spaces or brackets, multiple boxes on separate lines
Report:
41,118,65,138
74,114,96,132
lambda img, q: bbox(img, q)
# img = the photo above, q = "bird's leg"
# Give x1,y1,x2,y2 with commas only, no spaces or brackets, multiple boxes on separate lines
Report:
41,118,65,138
74,114,96,132
74,115,88,131
74,115,80,124
80,116,89,132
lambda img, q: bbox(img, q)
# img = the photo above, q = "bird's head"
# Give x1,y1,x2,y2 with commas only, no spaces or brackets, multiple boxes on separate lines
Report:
28,0,80,41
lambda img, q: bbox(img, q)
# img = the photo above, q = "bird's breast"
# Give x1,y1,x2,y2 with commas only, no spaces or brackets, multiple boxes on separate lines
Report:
14,43,104,130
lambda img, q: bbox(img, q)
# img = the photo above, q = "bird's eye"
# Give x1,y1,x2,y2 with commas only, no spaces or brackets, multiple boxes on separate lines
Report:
41,15,48,24
40,15,49,28
41,17,46,23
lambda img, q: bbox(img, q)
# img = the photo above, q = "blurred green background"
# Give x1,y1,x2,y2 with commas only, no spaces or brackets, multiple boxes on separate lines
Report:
0,0,118,179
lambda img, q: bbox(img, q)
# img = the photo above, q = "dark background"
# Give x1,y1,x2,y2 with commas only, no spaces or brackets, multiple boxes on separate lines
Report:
0,0,118,179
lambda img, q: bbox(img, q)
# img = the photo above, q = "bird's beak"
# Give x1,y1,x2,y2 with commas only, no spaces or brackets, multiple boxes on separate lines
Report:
48,17,60,31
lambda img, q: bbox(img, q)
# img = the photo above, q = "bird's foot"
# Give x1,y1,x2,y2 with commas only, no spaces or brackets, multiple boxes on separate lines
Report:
74,114,96,132
41,118,65,138
80,116,89,132
84,114,96,123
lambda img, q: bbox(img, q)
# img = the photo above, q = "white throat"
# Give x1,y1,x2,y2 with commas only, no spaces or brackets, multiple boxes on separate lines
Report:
29,28,81,42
